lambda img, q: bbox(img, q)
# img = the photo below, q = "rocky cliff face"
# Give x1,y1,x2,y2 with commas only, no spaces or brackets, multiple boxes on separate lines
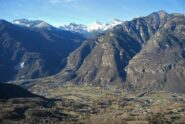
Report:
57,31,141,86
126,15,185,92
56,11,174,87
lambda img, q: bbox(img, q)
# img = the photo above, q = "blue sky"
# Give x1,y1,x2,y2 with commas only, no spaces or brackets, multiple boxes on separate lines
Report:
0,0,185,26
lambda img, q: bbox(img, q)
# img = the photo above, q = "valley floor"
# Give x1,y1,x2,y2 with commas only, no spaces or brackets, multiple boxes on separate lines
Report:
1,85,185,124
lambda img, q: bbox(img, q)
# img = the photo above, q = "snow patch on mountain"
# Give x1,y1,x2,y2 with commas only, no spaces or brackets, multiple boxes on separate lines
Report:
103,19,123,30
13,19,54,30
14,62,25,70
34,22,53,29
87,21,105,32
60,19,124,34
60,23,87,34
14,20,31,27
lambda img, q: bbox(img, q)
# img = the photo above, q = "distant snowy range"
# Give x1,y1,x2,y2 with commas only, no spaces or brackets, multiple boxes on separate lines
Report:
13,19,124,37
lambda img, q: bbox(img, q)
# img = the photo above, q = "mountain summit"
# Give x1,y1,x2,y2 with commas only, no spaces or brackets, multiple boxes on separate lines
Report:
60,19,124,36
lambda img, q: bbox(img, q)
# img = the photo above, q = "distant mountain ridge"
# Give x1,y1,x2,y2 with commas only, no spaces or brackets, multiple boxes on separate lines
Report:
13,19,124,37
13,19,55,30
0,19,85,82
60,23,88,34
60,19,124,36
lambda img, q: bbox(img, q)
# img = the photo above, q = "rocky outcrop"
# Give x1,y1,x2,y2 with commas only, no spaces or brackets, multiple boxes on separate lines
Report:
126,15,185,92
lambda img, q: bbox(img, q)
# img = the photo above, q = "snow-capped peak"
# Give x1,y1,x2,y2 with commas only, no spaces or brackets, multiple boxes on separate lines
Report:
87,21,105,32
60,23,87,33
59,19,124,36
34,22,53,29
13,19,54,30
13,18,124,33
104,19,123,30
13,19,31,27
87,19,123,32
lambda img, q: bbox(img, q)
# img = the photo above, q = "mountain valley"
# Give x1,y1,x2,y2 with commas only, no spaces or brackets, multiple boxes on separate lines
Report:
0,10,185,124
